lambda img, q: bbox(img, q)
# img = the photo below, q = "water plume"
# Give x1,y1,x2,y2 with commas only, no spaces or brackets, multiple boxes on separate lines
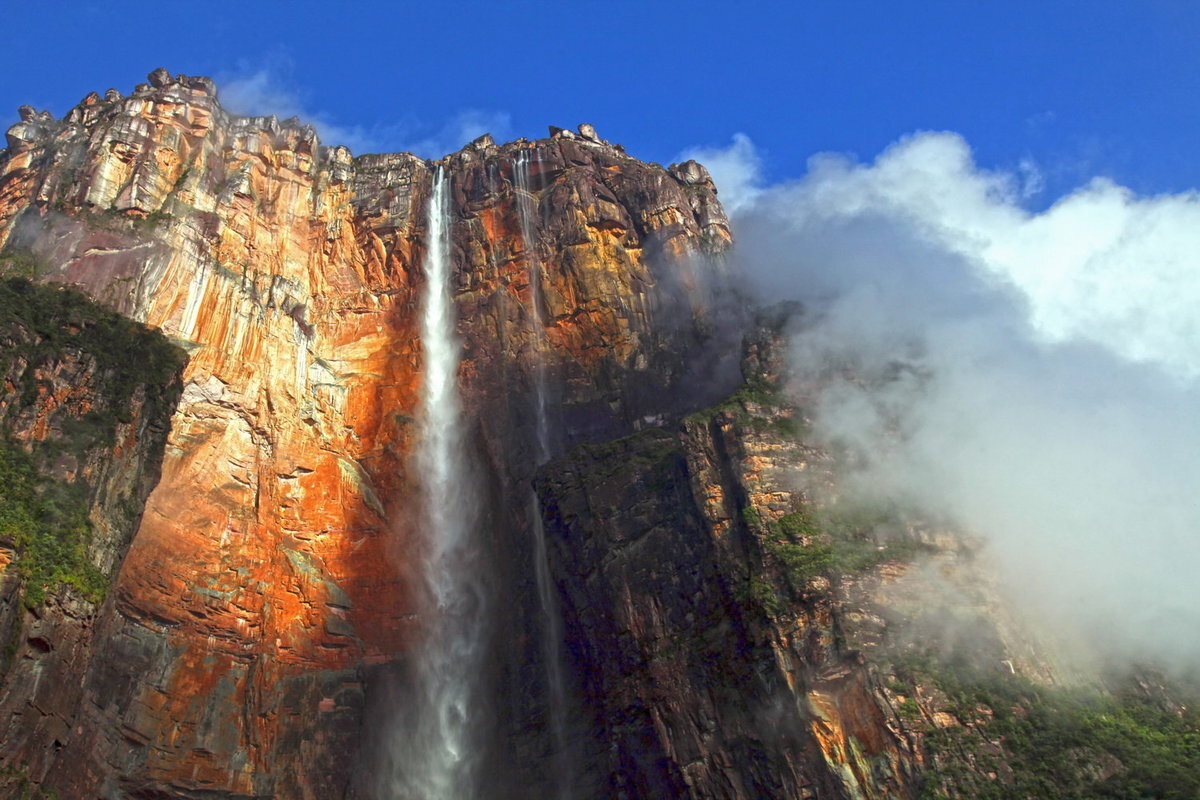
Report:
383,166,486,798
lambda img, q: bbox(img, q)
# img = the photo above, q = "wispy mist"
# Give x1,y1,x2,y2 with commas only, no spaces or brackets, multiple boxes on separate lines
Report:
217,58,511,157
705,131,1200,669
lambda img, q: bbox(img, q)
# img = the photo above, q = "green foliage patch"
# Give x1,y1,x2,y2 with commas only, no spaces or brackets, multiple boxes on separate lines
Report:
578,427,681,488
0,247,41,279
0,276,185,605
736,497,936,619
61,204,176,236
686,374,786,427
0,764,62,799
0,276,185,441
759,509,831,583
733,574,782,617
0,440,105,606
907,657,1200,800
752,503,928,590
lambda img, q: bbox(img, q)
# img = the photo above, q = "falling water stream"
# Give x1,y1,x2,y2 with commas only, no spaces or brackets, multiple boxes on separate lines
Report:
515,150,572,799
514,152,552,460
386,165,484,799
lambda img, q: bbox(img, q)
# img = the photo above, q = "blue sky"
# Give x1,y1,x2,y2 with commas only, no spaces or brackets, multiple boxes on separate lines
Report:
3,1,1199,200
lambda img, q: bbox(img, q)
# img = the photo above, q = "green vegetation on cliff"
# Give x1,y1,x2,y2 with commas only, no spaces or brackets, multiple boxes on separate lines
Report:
0,276,186,605
685,374,785,427
0,248,41,280
0,765,61,800
0,441,103,605
901,656,1200,800
693,376,929,616
0,276,185,428
705,371,1200,798
744,503,929,597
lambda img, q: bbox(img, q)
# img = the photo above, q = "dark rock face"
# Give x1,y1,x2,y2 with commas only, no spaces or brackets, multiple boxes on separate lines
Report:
531,314,1200,800
536,335,922,800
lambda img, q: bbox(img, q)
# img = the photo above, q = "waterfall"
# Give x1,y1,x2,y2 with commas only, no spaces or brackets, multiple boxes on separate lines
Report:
514,152,551,460
386,165,484,799
515,150,571,799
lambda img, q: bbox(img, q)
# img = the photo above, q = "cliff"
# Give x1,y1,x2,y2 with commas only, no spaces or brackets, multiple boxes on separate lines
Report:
0,70,742,797
1,69,1195,800
537,316,920,799
0,274,184,796
537,313,1200,800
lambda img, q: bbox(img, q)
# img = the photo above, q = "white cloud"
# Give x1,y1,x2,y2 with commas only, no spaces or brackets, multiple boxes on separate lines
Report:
715,131,1200,669
677,133,763,214
396,109,514,159
217,64,379,154
216,62,511,158
729,131,1200,380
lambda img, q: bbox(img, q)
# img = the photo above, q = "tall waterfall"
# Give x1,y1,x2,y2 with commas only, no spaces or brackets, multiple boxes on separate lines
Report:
515,150,571,799
386,165,484,799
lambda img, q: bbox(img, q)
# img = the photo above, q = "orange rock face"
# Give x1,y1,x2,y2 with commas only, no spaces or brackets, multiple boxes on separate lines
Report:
0,72,737,796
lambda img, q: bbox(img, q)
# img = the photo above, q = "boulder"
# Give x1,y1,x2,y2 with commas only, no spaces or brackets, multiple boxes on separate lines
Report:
147,67,172,88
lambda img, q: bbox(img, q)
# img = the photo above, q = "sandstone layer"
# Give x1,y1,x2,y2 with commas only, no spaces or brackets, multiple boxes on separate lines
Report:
0,70,740,797
0,276,184,796
0,69,1166,800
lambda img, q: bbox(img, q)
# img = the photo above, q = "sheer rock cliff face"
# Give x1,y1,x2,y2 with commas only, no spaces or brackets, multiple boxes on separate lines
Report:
0,280,184,798
0,72,743,797
0,72,1091,800
533,316,1151,800
537,327,924,800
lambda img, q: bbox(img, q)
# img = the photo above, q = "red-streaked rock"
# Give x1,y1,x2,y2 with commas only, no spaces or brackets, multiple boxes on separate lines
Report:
0,72,738,797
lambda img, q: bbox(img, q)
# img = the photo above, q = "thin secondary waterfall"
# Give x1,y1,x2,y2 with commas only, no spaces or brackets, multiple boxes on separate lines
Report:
515,152,551,459
515,150,571,799
387,165,484,799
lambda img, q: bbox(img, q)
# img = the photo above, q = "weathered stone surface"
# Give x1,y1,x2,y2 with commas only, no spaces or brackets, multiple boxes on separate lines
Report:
147,67,172,88
0,72,743,797
669,159,712,186
530,313,1185,800
536,341,920,799
0,277,185,797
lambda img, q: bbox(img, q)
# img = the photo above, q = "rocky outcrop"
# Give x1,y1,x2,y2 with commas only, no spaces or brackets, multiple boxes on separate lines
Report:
535,310,1200,800
0,71,742,797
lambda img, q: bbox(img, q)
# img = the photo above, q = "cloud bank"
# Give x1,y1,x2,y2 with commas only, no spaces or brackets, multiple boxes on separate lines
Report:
709,131,1200,669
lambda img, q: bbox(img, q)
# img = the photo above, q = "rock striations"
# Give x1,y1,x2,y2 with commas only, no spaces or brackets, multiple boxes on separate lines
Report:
0,70,743,798
2,69,1173,800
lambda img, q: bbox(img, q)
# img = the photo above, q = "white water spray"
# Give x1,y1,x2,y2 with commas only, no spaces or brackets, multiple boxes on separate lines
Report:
386,165,484,799
515,150,571,799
